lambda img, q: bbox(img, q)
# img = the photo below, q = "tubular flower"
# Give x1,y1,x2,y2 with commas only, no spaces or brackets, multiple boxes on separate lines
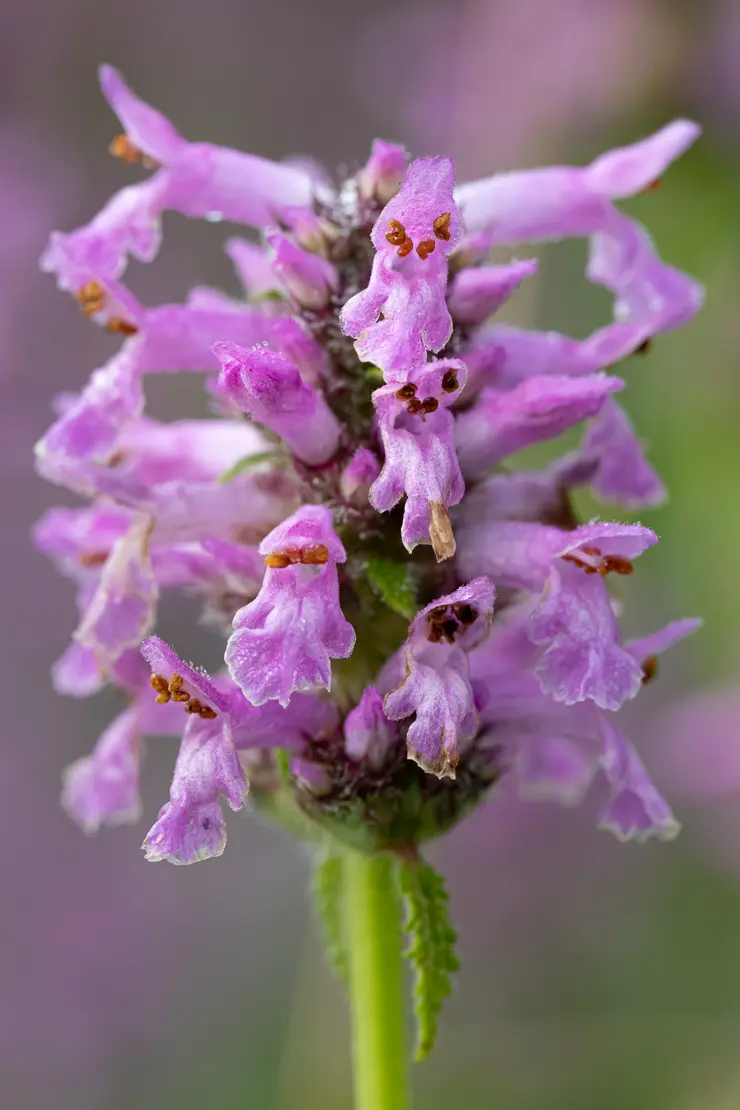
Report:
37,68,701,862
225,505,355,708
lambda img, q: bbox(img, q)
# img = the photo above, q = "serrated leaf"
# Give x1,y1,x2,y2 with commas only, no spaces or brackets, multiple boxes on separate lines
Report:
219,450,280,483
365,553,416,621
311,846,349,986
397,858,459,1061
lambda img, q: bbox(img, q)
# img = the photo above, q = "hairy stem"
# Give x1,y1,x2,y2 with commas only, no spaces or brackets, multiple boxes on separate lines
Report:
345,851,411,1110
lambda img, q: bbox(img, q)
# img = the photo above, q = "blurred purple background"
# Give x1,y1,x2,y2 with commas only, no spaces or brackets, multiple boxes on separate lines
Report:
4,1,740,1107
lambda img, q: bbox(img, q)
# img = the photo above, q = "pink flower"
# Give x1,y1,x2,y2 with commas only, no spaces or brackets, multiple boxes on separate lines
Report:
38,67,703,863
370,358,467,559
341,158,463,377
226,506,355,707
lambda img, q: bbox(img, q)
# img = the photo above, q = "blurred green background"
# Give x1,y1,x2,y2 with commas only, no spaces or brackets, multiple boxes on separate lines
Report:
3,1,740,1107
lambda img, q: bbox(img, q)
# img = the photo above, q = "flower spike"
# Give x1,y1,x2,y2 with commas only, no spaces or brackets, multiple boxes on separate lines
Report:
38,66,701,883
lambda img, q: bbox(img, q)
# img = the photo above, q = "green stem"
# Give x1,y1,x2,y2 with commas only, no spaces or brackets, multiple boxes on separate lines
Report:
345,851,411,1110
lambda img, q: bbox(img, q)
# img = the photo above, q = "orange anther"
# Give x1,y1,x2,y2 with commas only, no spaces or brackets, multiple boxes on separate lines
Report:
109,134,144,164
301,544,329,566
106,318,139,336
385,219,408,246
433,212,451,240
265,553,292,569
76,280,105,317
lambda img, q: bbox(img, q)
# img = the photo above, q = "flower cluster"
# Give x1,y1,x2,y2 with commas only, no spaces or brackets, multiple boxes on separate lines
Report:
37,68,701,863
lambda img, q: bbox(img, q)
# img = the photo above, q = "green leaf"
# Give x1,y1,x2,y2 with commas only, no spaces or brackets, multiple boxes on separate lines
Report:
218,450,280,483
397,858,459,1061
250,289,286,305
364,554,416,621
311,847,350,986
274,748,292,785
363,364,385,385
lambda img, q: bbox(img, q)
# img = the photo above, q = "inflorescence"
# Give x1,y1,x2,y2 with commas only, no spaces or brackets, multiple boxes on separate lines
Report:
36,67,701,863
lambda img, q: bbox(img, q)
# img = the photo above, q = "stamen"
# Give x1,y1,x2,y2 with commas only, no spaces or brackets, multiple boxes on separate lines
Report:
562,545,601,572
109,134,144,164
385,219,408,246
185,698,217,719
265,545,327,568
441,370,459,393
397,238,414,259
75,280,105,317
406,398,423,415
429,500,456,562
301,544,329,566
562,547,634,577
395,383,417,401
643,179,661,193
581,546,602,573
150,673,171,704
599,555,634,576
426,602,476,645
427,617,446,642
454,604,477,625
77,550,109,568
562,553,590,570
416,239,435,260
441,618,458,642
168,674,191,703
634,338,652,355
641,656,658,684
433,212,451,241
421,397,438,414
106,318,139,336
